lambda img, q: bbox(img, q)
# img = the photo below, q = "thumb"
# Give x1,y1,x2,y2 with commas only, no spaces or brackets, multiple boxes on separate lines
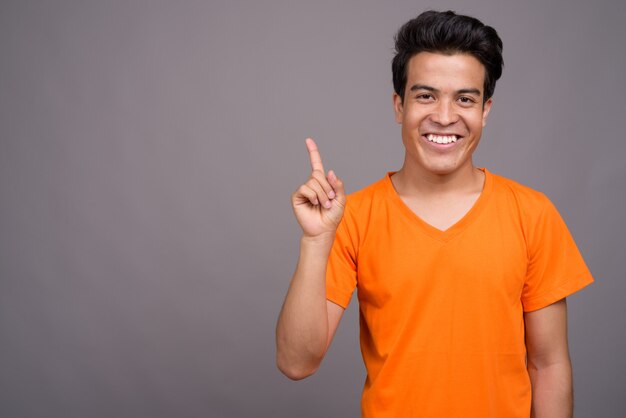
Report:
328,169,346,203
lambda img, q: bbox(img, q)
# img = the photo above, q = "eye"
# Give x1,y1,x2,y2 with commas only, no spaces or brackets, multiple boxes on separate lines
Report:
458,96,476,105
415,93,434,102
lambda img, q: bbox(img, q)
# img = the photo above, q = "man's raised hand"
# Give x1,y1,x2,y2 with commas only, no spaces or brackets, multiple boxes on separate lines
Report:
291,138,346,239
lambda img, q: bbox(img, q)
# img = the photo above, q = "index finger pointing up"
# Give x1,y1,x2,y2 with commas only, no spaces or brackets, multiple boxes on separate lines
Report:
305,138,325,173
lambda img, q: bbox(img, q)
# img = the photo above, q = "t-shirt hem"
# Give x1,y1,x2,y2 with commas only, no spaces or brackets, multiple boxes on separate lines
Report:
326,286,352,309
522,274,595,312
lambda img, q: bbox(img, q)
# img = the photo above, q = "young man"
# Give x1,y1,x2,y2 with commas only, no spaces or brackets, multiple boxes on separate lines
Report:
276,10,594,418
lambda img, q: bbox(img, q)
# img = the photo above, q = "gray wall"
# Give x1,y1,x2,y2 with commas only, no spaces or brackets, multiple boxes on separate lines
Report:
1,1,623,417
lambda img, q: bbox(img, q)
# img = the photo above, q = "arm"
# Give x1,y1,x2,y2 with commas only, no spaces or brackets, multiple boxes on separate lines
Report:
276,235,345,380
276,138,347,380
524,297,573,418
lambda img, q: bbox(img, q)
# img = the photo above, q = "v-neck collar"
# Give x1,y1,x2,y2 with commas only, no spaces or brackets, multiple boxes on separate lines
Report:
383,167,493,243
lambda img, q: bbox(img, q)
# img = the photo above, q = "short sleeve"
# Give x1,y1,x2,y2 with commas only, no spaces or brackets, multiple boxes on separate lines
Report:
325,205,358,309
521,195,595,312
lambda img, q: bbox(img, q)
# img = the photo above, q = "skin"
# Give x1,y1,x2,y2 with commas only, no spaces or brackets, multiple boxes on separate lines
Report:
525,298,573,418
393,51,493,186
277,52,573,418
275,138,346,380
391,52,493,230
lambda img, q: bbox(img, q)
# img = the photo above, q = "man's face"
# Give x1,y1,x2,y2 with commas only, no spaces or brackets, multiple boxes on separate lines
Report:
393,51,493,177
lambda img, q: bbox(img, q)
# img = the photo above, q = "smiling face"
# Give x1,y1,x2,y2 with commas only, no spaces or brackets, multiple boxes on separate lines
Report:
393,51,493,178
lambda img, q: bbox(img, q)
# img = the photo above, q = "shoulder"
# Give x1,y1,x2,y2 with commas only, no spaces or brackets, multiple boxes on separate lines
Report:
335,174,390,244
343,174,390,217
487,170,569,253
489,170,554,216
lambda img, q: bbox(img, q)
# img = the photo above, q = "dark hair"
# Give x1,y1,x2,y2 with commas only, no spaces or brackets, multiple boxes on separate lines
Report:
392,10,503,103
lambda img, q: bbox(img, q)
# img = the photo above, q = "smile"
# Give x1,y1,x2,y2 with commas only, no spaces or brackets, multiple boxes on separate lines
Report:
425,134,459,144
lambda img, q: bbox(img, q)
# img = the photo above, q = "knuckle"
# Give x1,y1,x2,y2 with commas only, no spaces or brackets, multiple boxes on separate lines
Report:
311,169,325,179
312,172,330,188
307,178,321,190
297,185,307,194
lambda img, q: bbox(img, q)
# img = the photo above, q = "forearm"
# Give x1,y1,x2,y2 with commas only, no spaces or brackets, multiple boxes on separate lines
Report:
276,234,334,379
528,361,573,418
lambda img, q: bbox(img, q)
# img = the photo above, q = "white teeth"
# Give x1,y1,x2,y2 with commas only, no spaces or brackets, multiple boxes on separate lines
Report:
426,134,458,144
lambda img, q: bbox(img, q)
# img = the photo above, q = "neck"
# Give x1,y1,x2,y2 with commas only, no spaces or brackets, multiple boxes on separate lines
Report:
391,159,484,198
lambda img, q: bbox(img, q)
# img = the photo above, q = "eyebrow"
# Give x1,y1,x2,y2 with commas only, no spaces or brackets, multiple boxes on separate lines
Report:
409,84,482,96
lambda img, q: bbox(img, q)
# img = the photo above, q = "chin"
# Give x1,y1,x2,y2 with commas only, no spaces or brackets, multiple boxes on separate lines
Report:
427,165,458,175
420,158,463,175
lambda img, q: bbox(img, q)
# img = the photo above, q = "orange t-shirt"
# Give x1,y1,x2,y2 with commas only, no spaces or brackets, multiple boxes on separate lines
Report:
325,167,594,418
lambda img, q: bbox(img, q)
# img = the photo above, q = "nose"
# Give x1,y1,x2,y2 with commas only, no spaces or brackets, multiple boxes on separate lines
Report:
430,99,458,126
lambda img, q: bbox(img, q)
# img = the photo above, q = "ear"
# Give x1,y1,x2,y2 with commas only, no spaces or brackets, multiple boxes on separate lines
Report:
393,92,404,124
481,97,493,127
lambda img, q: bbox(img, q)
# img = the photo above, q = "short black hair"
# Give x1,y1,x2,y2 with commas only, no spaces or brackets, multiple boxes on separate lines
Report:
392,10,503,103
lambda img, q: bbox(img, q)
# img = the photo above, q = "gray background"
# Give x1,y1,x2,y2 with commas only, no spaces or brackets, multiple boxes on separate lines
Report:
0,0,623,417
